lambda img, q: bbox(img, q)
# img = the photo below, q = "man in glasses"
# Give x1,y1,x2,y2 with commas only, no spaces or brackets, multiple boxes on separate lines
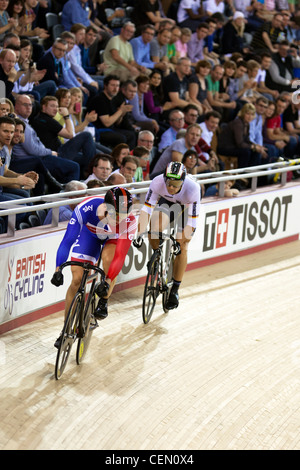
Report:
158,109,185,152
134,161,201,310
36,38,68,87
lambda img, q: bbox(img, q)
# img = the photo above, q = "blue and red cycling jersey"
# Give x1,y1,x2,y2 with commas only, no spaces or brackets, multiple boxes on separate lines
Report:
56,196,137,281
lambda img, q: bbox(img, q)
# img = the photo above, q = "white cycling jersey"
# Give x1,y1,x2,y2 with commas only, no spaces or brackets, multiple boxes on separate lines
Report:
141,174,201,229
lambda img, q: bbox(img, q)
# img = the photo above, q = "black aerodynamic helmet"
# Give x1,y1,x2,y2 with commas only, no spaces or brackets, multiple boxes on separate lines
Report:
104,186,133,214
164,162,187,182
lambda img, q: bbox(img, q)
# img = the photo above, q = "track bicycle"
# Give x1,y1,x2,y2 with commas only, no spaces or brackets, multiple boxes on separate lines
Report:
135,231,181,324
53,259,105,380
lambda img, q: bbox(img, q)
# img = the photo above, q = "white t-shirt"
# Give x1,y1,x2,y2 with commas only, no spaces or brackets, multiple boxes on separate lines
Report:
177,0,202,23
205,0,225,15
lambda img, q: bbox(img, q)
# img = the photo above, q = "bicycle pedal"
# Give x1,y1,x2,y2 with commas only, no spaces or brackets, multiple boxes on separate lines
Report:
90,318,99,330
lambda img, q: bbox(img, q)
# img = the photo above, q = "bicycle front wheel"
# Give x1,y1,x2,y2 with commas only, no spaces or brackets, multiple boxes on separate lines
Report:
76,292,97,365
142,250,161,324
55,293,82,380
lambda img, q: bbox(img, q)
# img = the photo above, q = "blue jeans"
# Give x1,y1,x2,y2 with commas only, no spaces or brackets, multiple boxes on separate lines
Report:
42,154,80,183
58,132,96,178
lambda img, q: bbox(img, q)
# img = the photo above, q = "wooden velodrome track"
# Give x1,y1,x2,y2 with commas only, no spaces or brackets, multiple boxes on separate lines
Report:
1,240,300,450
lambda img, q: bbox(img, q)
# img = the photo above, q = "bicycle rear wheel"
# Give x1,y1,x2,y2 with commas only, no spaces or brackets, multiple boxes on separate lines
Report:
142,250,161,324
76,291,97,365
162,249,174,314
55,293,82,380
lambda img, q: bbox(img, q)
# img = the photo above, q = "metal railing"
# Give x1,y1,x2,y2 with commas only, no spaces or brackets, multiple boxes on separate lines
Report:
0,158,300,238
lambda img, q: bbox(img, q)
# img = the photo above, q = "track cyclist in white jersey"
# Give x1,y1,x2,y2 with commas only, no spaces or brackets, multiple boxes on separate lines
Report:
134,162,201,310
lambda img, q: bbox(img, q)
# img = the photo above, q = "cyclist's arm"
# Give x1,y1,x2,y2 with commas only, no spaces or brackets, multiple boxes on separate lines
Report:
106,216,136,280
55,218,81,268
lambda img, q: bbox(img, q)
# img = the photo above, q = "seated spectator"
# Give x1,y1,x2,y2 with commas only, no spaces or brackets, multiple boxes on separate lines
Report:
111,143,130,171
203,17,220,66
158,109,185,152
110,155,139,183
282,100,300,139
249,96,270,162
137,130,157,166
219,60,236,96
36,38,67,88
199,110,222,165
221,11,247,55
175,27,192,58
177,0,205,31
13,38,56,102
13,94,80,183
150,27,174,76
205,177,240,197
238,59,262,103
0,48,18,102
188,59,213,115
31,95,96,179
61,0,106,34
86,74,136,149
132,0,175,33
250,12,283,54
181,148,199,175
84,154,113,184
86,179,105,189
8,117,64,195
187,22,209,67
265,40,300,93
129,74,160,135
162,57,194,112
167,26,182,64
43,180,88,226
151,123,202,176
131,146,151,181
217,102,263,167
262,100,287,160
6,0,27,37
143,69,173,123
0,115,36,228
255,52,279,101
103,21,147,82
205,0,226,17
105,172,126,186
130,24,159,72
265,96,300,157
206,64,237,119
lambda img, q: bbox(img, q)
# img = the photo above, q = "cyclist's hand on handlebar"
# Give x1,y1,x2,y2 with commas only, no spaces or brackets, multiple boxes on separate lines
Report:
95,279,110,298
133,235,144,249
51,270,64,287
173,241,181,256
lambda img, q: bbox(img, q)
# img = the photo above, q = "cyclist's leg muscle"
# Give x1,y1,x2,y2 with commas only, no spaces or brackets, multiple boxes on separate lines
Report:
149,210,170,249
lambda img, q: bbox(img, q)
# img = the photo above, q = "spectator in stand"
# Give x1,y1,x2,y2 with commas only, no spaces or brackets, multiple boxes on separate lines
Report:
187,22,209,67
265,40,300,93
36,38,67,88
255,52,279,101
206,64,237,119
167,26,182,64
129,74,160,136
250,12,284,54
221,11,247,55
111,143,130,171
31,95,96,179
68,24,100,94
162,57,195,112
61,0,110,40
132,0,175,33
203,17,220,66
282,99,300,139
132,145,151,181
86,74,136,149
130,24,157,72
144,69,173,124
84,153,113,184
177,0,205,31
150,27,174,76
175,27,192,58
8,117,64,195
110,155,138,183
199,110,222,166
13,38,56,102
13,94,80,183
158,109,185,152
151,123,202,177
249,96,270,162
137,130,156,166
0,48,18,102
265,96,300,158
217,102,263,168
43,180,88,226
188,59,213,116
0,0,18,44
262,100,286,160
103,21,148,82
